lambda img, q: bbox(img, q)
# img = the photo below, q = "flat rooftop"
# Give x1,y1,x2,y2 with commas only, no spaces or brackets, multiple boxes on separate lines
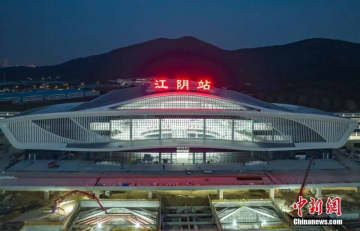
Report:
1,168,360,191
1,151,360,190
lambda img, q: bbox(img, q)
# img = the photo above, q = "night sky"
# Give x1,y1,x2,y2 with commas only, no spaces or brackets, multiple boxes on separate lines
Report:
1,0,359,66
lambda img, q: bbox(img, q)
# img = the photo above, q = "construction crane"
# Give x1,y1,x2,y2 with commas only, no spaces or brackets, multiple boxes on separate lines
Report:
52,190,107,213
298,155,314,198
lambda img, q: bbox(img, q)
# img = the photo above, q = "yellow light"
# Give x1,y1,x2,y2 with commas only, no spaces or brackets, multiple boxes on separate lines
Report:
57,201,75,216
64,204,74,214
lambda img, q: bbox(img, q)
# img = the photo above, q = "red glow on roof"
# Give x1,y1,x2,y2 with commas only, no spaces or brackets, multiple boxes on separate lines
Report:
141,91,221,101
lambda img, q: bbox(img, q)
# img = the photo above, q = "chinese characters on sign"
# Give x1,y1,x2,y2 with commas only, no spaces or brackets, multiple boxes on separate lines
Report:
153,79,212,91
292,196,342,217
154,79,168,89
197,80,211,90
176,80,189,90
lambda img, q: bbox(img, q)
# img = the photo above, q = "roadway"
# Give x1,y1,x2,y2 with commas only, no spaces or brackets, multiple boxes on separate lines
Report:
1,168,360,191
0,147,360,192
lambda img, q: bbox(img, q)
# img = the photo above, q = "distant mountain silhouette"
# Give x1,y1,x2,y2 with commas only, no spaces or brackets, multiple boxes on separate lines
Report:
2,36,360,85
1,36,360,111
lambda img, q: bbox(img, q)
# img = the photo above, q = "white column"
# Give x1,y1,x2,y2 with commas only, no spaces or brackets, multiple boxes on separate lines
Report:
129,119,133,141
44,191,50,201
158,119,161,140
231,119,235,141
218,189,224,200
203,118,206,141
269,188,275,200
148,190,153,199
251,120,254,142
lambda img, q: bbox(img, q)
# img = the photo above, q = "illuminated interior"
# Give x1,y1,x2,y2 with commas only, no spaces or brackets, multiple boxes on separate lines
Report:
91,118,290,143
105,93,289,143
116,152,239,164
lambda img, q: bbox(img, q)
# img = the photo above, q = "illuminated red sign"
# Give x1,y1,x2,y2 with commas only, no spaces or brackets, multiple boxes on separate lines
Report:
154,79,168,89
153,79,212,91
197,80,211,90
176,79,189,90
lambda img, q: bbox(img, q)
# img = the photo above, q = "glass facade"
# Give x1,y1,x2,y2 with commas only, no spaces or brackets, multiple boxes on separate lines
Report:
111,152,241,164
9,114,349,146
234,120,253,141
9,110,355,150
162,118,203,139
86,117,291,143
110,119,131,140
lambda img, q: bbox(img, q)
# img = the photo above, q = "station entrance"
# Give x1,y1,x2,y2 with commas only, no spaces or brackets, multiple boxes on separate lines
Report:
107,151,245,165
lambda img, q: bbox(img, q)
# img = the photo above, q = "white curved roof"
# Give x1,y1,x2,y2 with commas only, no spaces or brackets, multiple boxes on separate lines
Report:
18,83,334,116
1,83,356,152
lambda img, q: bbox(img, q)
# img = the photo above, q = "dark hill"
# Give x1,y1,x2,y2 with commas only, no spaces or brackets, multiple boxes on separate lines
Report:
1,36,360,86
1,36,360,112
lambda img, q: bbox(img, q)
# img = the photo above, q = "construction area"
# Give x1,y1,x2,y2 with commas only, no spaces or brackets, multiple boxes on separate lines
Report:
0,186,359,231
1,130,360,230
